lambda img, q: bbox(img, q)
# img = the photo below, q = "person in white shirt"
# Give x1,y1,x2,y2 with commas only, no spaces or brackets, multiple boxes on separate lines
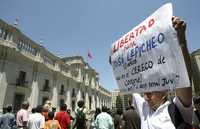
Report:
16,101,29,129
28,105,45,129
132,17,192,129
95,106,114,129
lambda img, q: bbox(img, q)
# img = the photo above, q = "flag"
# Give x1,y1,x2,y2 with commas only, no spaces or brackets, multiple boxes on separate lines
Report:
87,49,93,59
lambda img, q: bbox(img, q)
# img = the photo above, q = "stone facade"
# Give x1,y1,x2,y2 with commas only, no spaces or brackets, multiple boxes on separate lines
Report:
0,19,111,113
111,89,120,110
191,49,200,95
111,89,130,111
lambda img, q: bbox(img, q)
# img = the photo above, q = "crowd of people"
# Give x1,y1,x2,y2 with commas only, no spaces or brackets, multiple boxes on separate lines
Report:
89,95,141,129
0,96,200,129
0,97,141,129
0,17,200,129
0,100,88,129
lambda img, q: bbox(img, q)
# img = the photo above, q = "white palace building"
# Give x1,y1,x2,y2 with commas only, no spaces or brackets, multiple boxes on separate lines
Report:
0,19,111,113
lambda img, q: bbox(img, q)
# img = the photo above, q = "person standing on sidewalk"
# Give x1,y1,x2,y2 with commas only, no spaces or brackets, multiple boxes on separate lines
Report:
95,106,114,129
73,100,87,129
16,101,29,129
123,96,140,129
55,104,71,129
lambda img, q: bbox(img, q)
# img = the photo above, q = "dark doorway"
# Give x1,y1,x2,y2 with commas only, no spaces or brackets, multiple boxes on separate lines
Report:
13,94,25,113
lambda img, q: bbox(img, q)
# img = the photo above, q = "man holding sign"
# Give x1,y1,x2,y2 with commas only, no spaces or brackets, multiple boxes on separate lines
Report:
110,3,192,129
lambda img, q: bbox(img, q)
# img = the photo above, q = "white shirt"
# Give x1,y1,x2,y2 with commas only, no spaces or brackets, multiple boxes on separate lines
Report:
16,109,29,127
95,112,114,129
133,93,192,129
28,113,45,129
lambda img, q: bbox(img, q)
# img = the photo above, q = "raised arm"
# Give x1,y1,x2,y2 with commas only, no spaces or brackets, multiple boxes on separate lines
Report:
172,16,192,107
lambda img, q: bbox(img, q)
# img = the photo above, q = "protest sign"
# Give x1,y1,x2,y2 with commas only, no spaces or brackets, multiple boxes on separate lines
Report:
110,3,190,93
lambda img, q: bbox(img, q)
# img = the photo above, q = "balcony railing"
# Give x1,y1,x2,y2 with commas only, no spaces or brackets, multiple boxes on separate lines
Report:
59,90,65,95
16,78,28,87
42,85,50,92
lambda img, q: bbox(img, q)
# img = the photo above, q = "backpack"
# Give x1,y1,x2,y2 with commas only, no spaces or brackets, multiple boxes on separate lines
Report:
75,108,86,129
168,103,193,129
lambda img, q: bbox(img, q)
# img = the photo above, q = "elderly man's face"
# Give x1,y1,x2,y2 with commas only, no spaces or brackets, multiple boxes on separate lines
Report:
144,91,167,110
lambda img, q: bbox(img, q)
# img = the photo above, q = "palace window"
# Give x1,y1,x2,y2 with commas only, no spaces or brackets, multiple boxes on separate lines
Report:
3,29,8,40
89,96,92,109
16,71,27,86
0,28,2,37
43,79,50,91
83,76,85,82
60,84,65,95
72,88,76,97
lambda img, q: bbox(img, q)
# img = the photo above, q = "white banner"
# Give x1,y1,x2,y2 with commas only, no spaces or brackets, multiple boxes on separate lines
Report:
110,3,190,93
